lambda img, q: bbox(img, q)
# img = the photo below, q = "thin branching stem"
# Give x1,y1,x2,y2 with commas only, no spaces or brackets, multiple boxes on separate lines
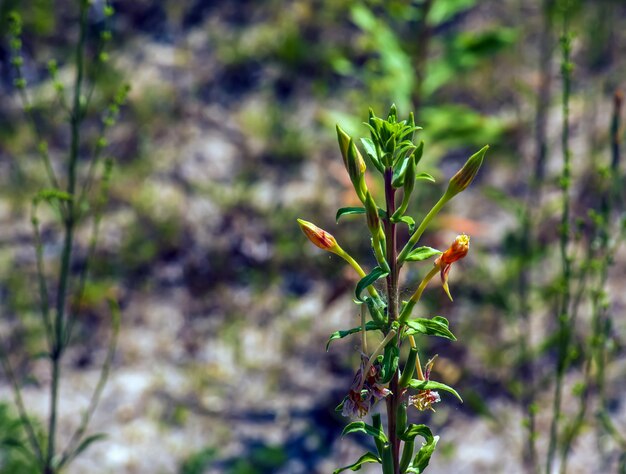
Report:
46,2,89,472
0,343,45,466
546,6,573,472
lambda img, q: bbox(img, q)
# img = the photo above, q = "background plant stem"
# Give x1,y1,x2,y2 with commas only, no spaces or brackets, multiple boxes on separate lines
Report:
45,2,88,472
546,5,572,472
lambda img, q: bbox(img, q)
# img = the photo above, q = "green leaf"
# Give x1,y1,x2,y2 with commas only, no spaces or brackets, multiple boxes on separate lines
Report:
391,215,415,233
336,207,387,223
71,433,108,459
361,137,384,172
413,435,439,473
408,379,463,403
378,344,399,384
342,421,388,444
415,172,436,183
404,247,441,262
355,266,388,302
326,321,383,351
364,296,387,325
34,188,73,203
333,451,381,473
404,316,456,340
400,424,434,443
336,207,365,222
392,156,411,188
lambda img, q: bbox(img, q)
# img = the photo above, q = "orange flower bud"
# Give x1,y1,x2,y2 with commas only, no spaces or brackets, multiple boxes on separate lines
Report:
435,234,470,301
297,219,340,253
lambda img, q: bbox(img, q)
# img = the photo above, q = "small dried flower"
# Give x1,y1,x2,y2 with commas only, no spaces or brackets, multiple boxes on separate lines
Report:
435,234,470,301
409,390,441,412
341,356,391,418
409,355,441,411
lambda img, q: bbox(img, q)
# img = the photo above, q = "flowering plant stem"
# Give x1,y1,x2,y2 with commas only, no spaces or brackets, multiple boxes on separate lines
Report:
299,106,486,473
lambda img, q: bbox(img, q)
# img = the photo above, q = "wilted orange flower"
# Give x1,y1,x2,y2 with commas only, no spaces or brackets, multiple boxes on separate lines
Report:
435,234,469,300
297,219,340,253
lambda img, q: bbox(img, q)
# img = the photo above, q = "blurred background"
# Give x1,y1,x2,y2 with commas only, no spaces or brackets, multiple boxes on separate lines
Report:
0,0,625,472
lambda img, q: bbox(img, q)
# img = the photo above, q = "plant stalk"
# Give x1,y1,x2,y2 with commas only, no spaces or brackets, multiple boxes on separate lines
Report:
383,167,401,474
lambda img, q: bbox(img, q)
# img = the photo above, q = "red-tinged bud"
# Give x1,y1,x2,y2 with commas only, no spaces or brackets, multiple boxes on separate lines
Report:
297,219,340,253
446,145,488,197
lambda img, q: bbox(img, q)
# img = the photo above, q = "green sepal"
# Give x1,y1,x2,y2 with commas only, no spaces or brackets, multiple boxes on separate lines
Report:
404,247,442,262
342,421,389,444
378,344,399,384
326,321,384,351
355,266,389,302
333,452,381,474
415,172,436,183
412,435,439,473
408,379,463,403
403,316,456,341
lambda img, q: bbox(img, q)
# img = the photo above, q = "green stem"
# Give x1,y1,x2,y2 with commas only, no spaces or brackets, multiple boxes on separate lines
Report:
337,250,380,299
547,8,572,473
398,265,439,323
397,192,450,266
47,2,88,471
383,167,401,474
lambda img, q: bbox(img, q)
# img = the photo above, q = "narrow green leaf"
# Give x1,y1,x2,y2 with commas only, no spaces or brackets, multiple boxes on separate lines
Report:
391,215,416,233
326,321,383,351
378,344,399,384
333,451,381,473
404,316,456,341
336,206,387,223
392,156,411,188
355,266,388,302
361,137,384,173
336,207,365,222
415,172,436,183
342,421,389,444
400,424,434,443
408,379,463,402
404,247,441,262
413,435,439,472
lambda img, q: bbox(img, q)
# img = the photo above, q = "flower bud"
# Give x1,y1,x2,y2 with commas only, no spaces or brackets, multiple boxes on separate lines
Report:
297,219,340,254
446,145,488,197
364,192,380,234
336,125,368,201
